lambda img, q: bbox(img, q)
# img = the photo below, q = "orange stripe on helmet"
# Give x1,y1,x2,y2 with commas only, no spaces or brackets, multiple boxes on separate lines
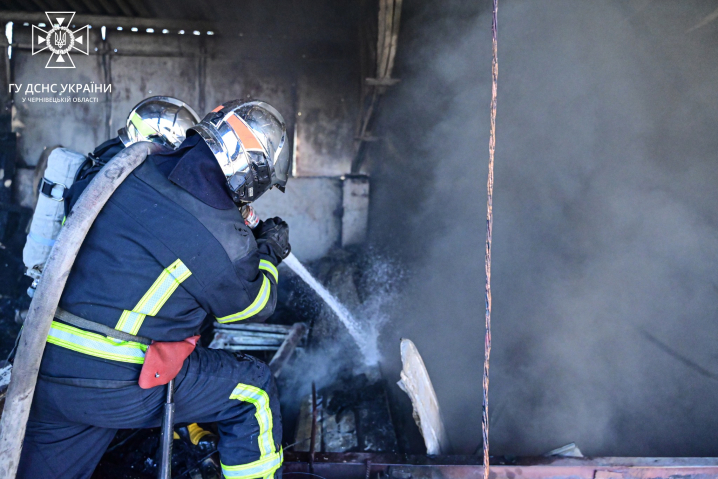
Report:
212,105,223,112
226,114,265,153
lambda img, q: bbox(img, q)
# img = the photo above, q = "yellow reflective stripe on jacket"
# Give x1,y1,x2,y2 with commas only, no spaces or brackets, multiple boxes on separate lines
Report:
220,450,282,479
216,275,271,324
222,383,281,478
115,259,192,335
47,321,147,364
258,260,278,283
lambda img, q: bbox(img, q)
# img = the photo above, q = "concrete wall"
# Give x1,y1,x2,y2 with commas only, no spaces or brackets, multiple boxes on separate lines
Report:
7,12,367,261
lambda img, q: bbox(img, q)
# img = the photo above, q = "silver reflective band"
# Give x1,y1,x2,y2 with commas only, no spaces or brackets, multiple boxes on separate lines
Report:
116,259,192,335
220,450,282,479
222,382,281,479
216,274,271,323
47,320,147,364
259,260,278,283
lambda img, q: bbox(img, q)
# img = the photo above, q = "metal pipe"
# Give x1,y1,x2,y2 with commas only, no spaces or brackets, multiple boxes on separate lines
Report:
0,142,162,478
157,379,175,479
309,382,318,474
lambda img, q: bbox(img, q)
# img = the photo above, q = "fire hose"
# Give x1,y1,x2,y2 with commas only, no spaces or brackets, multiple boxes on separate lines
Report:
0,142,165,479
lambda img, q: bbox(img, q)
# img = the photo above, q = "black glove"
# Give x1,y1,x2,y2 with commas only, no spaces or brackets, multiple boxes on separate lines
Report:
254,217,291,260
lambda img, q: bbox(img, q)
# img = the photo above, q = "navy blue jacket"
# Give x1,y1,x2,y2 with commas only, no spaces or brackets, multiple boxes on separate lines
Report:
43,136,281,380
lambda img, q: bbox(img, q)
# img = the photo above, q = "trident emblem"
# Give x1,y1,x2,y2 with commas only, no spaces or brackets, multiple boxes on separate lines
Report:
54,31,66,49
31,12,89,69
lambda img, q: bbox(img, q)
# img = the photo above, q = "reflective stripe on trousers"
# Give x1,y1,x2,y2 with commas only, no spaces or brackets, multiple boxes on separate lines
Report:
115,259,192,335
221,383,282,479
47,321,148,364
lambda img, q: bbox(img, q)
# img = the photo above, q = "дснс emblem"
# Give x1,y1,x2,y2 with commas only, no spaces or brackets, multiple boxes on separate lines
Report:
32,12,89,69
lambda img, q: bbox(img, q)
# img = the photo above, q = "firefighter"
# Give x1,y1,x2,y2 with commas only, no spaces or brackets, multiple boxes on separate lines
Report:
18,100,291,479
65,95,201,215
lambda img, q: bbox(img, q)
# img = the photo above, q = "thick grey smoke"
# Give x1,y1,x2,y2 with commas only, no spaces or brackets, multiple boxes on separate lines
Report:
368,0,718,456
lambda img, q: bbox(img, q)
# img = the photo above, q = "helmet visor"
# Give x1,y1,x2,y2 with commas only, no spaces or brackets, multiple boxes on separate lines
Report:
237,101,289,186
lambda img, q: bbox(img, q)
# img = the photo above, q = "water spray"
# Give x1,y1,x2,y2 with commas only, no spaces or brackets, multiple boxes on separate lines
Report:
241,205,378,363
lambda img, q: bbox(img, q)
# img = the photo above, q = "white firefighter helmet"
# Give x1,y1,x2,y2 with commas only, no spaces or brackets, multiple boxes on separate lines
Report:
189,100,289,203
118,96,200,149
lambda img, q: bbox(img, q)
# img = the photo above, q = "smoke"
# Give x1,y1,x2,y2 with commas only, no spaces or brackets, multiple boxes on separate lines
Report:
277,252,402,404
367,0,718,456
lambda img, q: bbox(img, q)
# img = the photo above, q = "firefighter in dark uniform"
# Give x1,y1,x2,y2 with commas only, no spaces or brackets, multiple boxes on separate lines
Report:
18,100,291,479
65,96,202,215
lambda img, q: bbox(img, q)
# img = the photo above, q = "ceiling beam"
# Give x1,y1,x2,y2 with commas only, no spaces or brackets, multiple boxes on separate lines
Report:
27,0,52,13
63,0,88,14
123,0,152,18
78,0,101,15
95,0,120,16
111,0,135,18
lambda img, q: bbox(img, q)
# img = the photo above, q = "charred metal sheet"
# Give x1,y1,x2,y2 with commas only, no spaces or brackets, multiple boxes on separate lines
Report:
341,175,369,247
295,64,359,177
283,452,718,479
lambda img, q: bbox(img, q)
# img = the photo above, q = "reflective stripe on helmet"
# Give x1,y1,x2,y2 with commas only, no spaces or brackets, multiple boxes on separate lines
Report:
124,96,200,148
259,260,278,284
226,114,265,153
115,259,192,335
47,320,147,364
215,274,271,323
129,111,159,138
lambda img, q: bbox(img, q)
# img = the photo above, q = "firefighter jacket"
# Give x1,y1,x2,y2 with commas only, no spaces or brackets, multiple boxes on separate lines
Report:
43,136,282,380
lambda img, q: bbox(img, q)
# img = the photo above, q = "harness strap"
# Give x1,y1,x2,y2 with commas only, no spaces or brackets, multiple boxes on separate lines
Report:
38,375,138,389
55,308,152,346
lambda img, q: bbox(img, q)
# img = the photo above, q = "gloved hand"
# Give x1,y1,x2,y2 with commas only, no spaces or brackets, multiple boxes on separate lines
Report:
253,216,291,260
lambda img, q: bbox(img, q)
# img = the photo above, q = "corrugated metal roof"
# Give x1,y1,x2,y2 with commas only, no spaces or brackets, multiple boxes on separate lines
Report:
0,0,361,41
0,0,152,18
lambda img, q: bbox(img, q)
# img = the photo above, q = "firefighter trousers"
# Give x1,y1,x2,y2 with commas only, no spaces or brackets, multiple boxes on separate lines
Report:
17,347,283,479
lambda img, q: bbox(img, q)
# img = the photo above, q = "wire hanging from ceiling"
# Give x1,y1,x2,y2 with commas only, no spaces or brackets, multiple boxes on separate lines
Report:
482,0,498,477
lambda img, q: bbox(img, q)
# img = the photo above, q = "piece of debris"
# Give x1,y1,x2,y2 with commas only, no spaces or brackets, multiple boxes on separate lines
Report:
545,442,584,458
397,338,450,455
294,373,398,453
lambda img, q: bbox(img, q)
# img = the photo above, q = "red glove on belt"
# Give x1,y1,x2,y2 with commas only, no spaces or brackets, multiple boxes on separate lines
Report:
138,336,200,389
